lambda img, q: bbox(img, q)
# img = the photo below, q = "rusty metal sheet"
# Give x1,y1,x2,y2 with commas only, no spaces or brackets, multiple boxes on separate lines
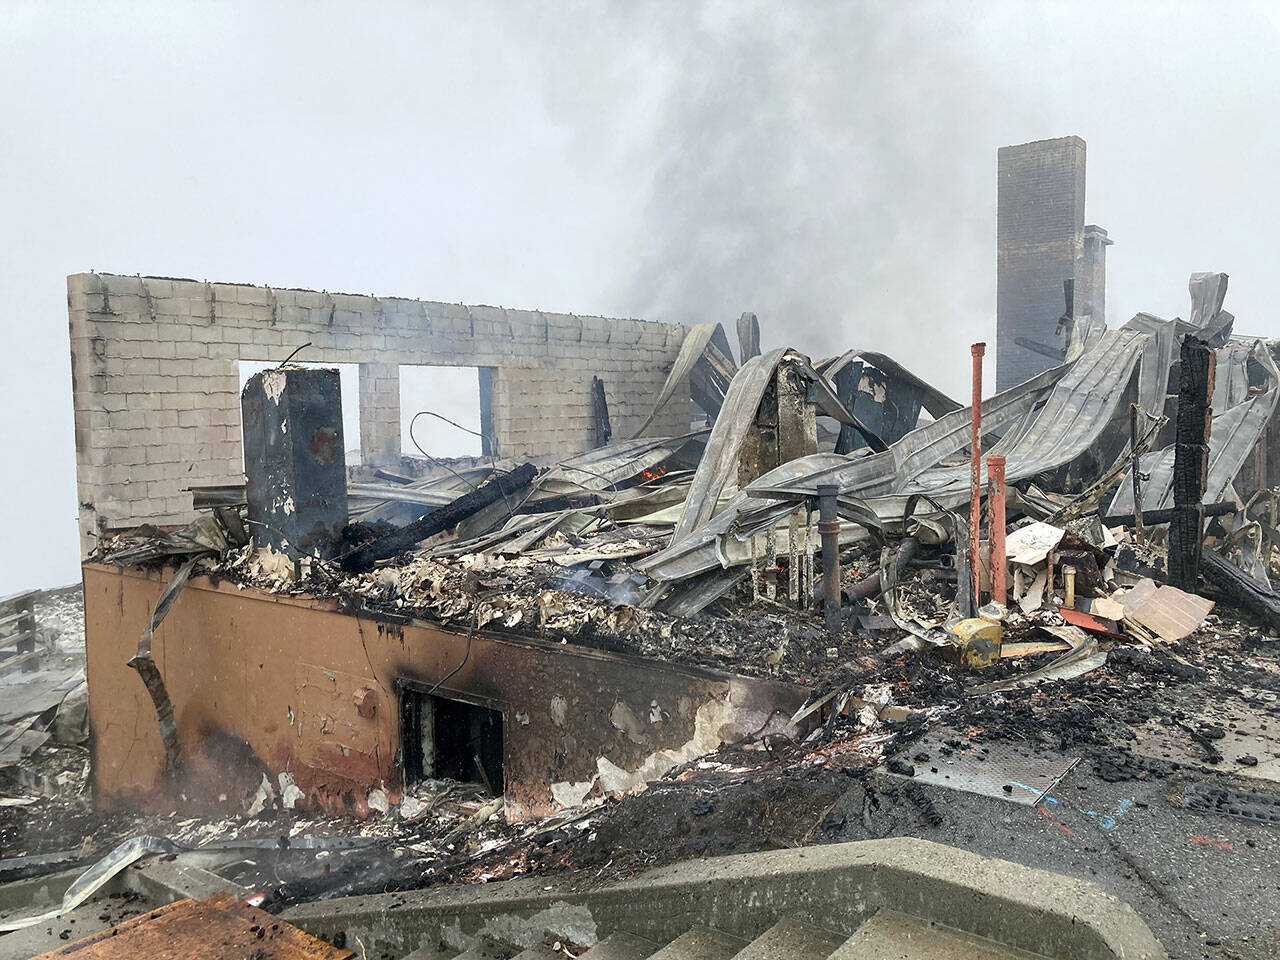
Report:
30,892,353,959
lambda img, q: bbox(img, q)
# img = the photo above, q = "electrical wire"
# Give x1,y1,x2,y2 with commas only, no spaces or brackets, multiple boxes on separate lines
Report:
411,409,493,447
426,611,476,695
408,410,526,527
277,342,312,367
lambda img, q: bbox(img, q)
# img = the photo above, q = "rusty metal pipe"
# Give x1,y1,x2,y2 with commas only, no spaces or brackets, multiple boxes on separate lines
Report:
817,484,841,635
986,454,1006,605
847,571,882,601
969,343,985,608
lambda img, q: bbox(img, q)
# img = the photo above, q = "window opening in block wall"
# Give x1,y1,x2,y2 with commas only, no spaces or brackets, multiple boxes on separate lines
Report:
400,687,504,795
399,365,484,459
238,361,363,467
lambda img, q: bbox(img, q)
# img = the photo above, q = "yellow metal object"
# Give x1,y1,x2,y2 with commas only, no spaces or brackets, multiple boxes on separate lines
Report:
948,617,1004,669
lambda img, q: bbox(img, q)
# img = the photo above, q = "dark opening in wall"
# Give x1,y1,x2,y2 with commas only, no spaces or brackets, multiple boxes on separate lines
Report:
400,684,504,796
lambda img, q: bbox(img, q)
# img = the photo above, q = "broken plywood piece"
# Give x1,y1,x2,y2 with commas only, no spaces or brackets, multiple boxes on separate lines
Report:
30,892,353,959
1005,521,1066,565
1115,577,1158,615
1014,566,1047,614
1090,595,1127,620
1127,584,1214,642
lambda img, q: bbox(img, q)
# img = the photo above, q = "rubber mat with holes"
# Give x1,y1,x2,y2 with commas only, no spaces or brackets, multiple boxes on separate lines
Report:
1181,781,1280,825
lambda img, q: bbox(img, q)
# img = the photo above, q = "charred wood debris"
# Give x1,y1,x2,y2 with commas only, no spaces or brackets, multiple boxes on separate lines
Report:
7,275,1280,912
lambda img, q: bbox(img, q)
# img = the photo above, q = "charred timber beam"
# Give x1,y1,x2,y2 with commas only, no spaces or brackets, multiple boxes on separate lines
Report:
1169,337,1216,591
1100,501,1236,528
1200,547,1280,632
817,484,841,634
340,463,536,571
591,376,612,448
1130,403,1146,544
987,455,1007,605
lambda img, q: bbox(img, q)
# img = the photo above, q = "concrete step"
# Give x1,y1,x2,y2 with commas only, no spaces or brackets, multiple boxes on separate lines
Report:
730,917,845,960
831,909,1045,960
647,926,748,960
510,946,562,960
400,945,455,959
580,932,662,960
452,939,510,960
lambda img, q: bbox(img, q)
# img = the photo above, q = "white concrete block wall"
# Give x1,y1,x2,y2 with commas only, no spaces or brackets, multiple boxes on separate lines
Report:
67,273,690,552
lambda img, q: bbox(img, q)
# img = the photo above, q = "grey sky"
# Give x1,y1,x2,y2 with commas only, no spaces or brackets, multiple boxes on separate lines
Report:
3,0,1277,593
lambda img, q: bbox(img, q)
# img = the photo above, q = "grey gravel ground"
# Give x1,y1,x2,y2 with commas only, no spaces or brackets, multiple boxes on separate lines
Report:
823,763,1280,960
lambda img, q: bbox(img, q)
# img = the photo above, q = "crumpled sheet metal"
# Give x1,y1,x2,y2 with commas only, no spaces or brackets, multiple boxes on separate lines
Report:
1124,313,1177,416
128,555,201,772
818,349,963,420
536,433,703,494
745,360,1071,503
0,835,180,932
647,325,1158,585
639,452,870,582
972,625,1107,694
631,322,725,438
1188,271,1230,331
102,515,228,567
1109,335,1280,514
668,348,874,545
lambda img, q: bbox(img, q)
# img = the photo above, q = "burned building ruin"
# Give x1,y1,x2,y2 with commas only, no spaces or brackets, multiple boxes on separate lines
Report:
9,137,1280,959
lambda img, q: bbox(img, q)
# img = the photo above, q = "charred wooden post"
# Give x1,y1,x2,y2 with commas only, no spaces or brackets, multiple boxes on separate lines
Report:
1130,403,1146,544
737,311,761,362
817,484,841,635
986,454,1007,605
969,343,985,608
241,366,347,561
591,376,612,448
1169,337,1216,591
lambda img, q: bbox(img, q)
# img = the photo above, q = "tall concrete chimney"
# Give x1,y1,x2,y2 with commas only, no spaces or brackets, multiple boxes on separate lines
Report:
996,136,1089,391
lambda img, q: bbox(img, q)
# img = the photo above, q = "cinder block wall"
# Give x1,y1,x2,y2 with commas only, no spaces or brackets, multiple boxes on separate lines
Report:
68,273,689,552
996,136,1087,392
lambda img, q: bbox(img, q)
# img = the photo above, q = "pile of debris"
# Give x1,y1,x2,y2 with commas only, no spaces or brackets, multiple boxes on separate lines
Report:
7,273,1280,951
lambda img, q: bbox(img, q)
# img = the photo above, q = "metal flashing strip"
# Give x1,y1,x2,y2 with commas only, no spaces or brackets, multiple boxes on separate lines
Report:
886,730,1080,807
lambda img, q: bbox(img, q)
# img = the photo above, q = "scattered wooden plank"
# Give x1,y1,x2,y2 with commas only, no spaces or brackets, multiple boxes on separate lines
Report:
999,641,1071,658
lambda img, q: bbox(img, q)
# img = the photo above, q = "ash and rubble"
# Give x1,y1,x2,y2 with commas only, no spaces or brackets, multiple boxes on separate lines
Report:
5,273,1280,958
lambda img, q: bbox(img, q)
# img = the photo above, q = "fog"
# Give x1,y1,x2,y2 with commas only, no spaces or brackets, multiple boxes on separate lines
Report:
2,0,1278,593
